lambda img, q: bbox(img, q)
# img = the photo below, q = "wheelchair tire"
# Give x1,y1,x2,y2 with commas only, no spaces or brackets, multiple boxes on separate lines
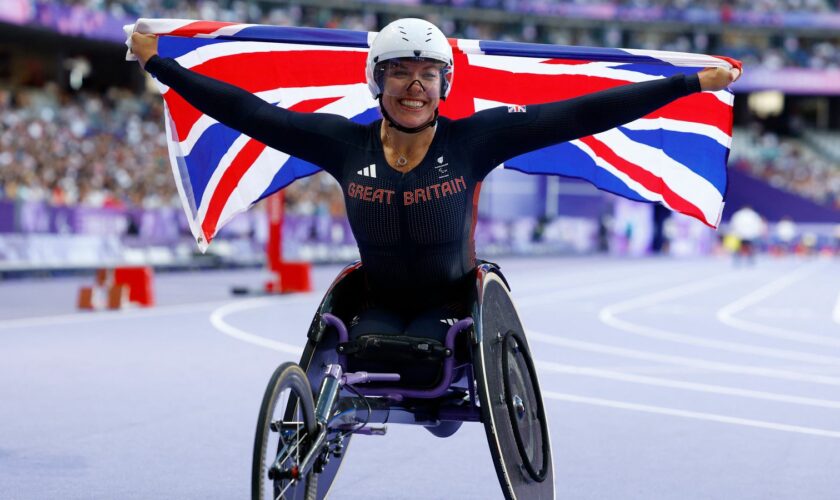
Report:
502,331,550,482
474,273,555,500
252,362,319,500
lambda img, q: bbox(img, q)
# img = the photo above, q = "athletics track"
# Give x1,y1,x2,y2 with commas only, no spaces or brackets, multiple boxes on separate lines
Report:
2,256,838,499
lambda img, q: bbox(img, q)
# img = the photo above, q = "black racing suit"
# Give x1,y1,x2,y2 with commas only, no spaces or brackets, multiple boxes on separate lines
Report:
145,55,701,345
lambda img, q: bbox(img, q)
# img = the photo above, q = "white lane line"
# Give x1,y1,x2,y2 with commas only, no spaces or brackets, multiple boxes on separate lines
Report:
209,297,305,355
716,262,840,348
598,269,840,365
543,392,840,439
834,290,840,325
537,361,840,409
510,258,701,295
776,364,840,375
526,330,840,386
0,299,248,330
567,365,715,375
751,307,815,320
516,270,694,308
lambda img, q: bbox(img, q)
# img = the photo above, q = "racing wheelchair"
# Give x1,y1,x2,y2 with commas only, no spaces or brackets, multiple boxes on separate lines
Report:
251,262,554,500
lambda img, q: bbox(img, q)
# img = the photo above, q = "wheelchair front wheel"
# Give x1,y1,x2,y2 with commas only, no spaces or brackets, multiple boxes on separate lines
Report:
252,362,319,500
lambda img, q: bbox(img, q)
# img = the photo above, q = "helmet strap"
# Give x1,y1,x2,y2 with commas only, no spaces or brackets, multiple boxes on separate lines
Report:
379,99,439,134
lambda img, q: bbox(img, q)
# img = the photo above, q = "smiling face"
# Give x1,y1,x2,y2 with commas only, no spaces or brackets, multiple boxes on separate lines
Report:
379,59,444,129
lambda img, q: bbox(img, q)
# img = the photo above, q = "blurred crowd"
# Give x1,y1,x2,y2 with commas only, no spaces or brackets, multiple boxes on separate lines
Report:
68,0,840,69
730,125,840,209
423,0,840,14
281,172,345,217
0,85,177,208
0,83,347,215
78,0,840,19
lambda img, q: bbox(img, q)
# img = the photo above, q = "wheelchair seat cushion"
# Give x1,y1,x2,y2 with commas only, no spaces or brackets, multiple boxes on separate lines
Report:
342,334,449,389
343,295,470,389
339,334,452,361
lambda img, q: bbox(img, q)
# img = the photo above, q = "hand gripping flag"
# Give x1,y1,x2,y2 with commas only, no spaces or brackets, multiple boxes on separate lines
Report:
126,19,740,251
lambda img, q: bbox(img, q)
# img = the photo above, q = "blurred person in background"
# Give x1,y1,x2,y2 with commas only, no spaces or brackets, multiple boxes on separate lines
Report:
774,216,798,255
729,204,766,265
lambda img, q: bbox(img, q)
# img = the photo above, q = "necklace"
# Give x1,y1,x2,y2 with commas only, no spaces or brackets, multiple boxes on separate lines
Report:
383,130,410,167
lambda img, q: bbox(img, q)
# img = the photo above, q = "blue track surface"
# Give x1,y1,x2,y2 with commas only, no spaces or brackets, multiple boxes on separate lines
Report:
2,256,839,499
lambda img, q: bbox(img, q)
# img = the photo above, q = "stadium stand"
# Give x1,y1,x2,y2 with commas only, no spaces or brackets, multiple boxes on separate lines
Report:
803,128,840,163
0,85,176,208
730,127,840,209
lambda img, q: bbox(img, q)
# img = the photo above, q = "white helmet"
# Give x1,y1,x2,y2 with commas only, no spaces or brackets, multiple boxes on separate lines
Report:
366,18,454,100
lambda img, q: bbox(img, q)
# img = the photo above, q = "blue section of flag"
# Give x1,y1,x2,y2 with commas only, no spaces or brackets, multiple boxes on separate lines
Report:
231,25,370,48
159,36,228,60
158,26,368,61
182,123,240,207
256,106,380,202
184,100,382,208
618,127,728,195
503,143,646,202
479,40,666,65
257,157,322,205
611,63,703,78
348,106,381,126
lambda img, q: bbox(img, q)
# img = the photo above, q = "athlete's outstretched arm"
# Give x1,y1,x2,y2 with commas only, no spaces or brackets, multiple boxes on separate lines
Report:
458,70,734,179
131,34,361,175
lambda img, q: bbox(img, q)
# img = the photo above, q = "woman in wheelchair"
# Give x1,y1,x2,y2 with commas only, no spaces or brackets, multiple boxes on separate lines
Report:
131,17,739,500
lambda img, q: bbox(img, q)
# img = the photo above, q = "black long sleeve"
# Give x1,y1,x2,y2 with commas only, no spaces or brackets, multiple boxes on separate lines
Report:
455,73,702,179
144,55,363,176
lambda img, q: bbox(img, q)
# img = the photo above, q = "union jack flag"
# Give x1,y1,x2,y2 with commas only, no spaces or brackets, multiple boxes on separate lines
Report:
126,19,739,251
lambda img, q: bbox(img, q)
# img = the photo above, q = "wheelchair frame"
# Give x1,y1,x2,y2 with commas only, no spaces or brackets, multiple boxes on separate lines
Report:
254,261,554,500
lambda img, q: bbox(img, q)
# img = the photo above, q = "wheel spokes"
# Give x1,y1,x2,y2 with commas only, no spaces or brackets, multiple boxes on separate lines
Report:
267,397,311,499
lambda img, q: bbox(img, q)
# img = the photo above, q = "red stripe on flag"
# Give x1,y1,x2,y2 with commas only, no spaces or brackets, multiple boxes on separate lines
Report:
163,90,203,143
169,21,237,37
541,59,595,65
165,90,344,144
579,136,710,226
199,97,339,242
712,55,743,73
440,47,477,119
189,50,367,94
441,59,731,134
165,50,366,141
201,138,267,241
647,93,733,136
287,96,342,113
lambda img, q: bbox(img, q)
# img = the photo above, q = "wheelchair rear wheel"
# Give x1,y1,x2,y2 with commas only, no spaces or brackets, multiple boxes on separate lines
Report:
252,362,319,500
474,273,554,500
